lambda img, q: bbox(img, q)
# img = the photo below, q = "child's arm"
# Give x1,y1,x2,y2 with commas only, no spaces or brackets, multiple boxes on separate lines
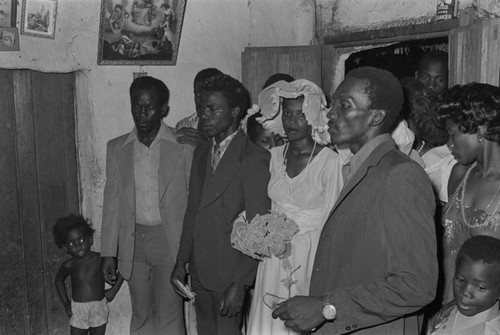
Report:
105,271,125,302
55,261,72,317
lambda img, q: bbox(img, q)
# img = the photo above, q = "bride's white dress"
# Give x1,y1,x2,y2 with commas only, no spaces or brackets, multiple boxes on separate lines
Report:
247,145,342,335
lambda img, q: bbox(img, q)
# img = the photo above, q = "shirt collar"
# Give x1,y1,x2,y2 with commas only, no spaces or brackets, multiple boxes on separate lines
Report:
212,129,239,150
349,133,392,176
123,121,172,147
454,301,499,333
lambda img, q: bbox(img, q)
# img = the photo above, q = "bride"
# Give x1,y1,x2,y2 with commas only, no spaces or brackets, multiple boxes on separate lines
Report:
246,79,343,335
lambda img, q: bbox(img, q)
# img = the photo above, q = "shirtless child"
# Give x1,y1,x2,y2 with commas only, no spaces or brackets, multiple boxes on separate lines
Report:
53,214,123,335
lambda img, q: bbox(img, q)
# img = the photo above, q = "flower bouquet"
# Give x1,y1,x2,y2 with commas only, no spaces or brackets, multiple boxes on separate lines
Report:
230,211,299,261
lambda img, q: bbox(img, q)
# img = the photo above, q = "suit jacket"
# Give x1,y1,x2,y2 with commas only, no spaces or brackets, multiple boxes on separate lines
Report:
177,130,271,291
311,139,438,334
101,124,194,280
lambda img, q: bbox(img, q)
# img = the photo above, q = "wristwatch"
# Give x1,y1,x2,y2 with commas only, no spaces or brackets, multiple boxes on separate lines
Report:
322,302,337,320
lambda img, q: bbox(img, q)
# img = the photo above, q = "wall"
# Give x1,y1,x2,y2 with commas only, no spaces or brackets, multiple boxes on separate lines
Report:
318,0,500,35
0,0,314,333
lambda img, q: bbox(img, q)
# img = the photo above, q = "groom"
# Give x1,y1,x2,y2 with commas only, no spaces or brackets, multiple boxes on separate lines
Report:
273,67,438,334
171,73,271,335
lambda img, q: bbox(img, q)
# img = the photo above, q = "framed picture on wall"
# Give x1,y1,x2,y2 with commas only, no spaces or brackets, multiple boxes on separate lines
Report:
97,0,187,65
0,0,17,27
0,27,20,50
20,0,58,39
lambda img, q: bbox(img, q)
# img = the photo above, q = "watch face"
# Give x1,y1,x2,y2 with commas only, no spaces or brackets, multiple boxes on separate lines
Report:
322,304,336,320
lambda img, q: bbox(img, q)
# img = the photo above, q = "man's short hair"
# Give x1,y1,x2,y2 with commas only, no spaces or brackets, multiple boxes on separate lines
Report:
456,235,500,269
130,76,169,106
417,50,448,73
194,68,223,89
197,73,250,121
346,66,404,130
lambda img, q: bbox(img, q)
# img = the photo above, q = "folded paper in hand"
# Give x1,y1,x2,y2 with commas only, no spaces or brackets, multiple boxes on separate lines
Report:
176,280,196,302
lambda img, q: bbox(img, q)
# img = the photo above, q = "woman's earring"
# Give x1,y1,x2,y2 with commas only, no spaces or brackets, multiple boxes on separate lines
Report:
477,125,486,143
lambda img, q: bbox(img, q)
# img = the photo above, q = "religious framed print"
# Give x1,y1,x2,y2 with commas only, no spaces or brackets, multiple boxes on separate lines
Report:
0,0,17,27
20,0,58,39
97,0,187,65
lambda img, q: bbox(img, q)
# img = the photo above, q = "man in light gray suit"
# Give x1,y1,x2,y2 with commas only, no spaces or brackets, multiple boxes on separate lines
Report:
101,76,193,334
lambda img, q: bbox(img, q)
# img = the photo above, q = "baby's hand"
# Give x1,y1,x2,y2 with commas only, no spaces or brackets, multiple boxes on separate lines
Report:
65,306,72,317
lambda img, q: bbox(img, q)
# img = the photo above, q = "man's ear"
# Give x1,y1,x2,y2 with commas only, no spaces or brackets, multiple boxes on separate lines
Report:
89,236,94,247
161,103,169,118
368,109,386,127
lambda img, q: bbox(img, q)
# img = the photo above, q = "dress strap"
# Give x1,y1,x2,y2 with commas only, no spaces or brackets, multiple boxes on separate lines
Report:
306,141,317,166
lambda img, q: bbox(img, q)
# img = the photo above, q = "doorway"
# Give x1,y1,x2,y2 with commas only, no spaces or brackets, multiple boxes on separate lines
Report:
0,69,79,334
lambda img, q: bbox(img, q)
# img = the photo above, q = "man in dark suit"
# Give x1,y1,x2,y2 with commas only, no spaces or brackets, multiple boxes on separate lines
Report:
171,73,271,335
273,67,438,334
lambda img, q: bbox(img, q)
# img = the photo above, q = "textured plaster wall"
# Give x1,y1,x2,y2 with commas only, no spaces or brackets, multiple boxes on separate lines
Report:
0,0,314,333
318,0,500,34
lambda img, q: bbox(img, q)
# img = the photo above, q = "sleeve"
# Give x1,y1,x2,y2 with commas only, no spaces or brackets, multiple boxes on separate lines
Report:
182,143,195,191
101,141,121,257
327,163,438,332
176,145,202,263
231,148,272,286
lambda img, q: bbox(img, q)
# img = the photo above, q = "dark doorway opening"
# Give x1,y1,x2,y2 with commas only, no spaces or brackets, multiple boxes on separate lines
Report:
345,36,448,78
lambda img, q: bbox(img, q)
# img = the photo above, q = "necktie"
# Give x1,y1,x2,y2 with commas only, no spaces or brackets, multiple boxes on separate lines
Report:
342,161,351,184
211,143,222,173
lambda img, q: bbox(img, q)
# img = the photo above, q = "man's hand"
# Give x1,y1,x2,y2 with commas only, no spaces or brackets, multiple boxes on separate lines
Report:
170,260,189,298
64,305,72,318
272,295,327,333
176,127,207,147
101,257,117,285
219,282,246,317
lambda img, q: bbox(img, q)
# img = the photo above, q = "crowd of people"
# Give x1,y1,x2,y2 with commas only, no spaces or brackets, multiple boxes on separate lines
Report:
52,50,500,335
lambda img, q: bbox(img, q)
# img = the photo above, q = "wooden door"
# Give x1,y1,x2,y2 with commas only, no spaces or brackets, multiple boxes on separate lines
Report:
241,45,337,103
0,70,79,334
449,18,500,85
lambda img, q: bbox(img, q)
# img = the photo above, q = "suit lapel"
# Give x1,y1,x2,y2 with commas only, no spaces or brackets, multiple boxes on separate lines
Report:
116,140,135,210
325,141,395,220
159,139,181,203
198,131,244,210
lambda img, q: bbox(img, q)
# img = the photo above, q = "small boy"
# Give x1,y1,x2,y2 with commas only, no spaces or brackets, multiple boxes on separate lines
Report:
53,214,123,335
428,235,500,334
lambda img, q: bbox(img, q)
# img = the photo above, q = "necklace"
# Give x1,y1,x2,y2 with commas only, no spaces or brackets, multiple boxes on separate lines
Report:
460,162,500,229
282,141,317,175
417,140,426,155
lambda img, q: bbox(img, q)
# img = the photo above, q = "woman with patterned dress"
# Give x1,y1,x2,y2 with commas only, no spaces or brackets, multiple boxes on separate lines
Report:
437,83,500,303
246,80,343,335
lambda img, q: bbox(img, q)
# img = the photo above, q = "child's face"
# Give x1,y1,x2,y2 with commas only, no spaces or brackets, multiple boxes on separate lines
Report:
255,128,283,151
453,255,500,316
63,228,93,258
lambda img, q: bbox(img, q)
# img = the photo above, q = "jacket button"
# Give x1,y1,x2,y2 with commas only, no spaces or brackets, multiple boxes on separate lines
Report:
346,326,351,331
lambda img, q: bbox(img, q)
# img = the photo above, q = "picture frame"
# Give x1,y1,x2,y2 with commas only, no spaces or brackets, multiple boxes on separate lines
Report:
97,0,187,65
20,0,58,39
0,0,17,28
0,27,20,51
